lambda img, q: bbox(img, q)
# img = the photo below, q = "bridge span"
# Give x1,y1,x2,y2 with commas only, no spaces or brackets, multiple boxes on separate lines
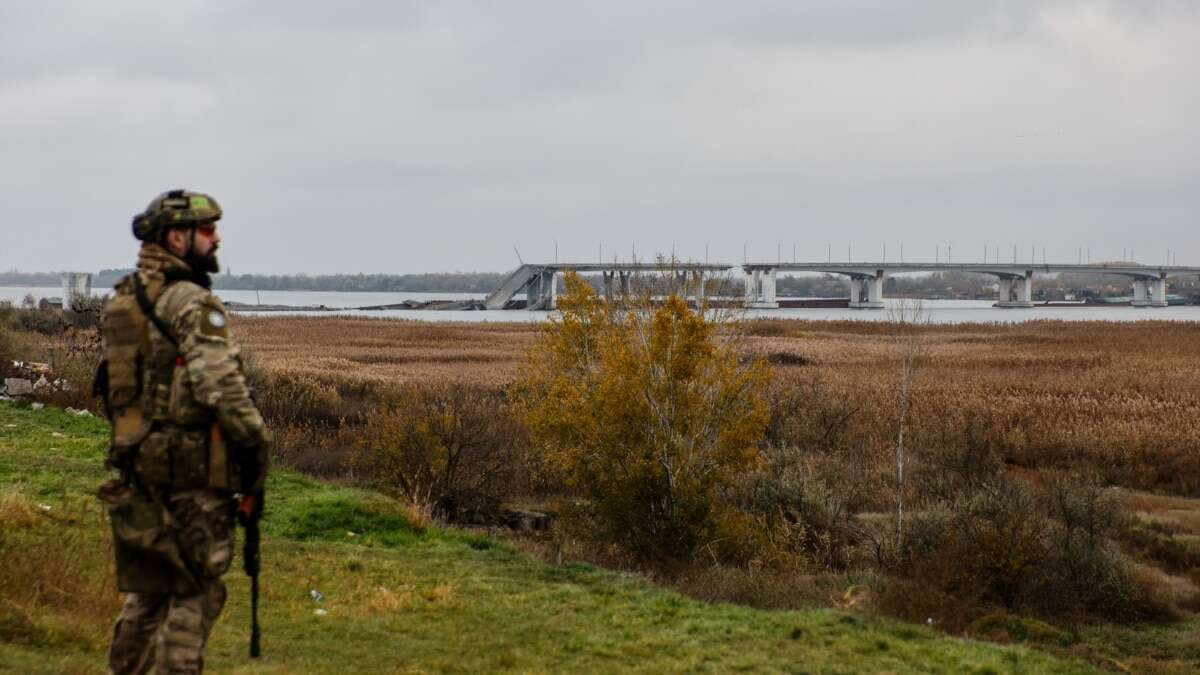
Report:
483,262,730,310
744,262,1200,309
484,261,1200,310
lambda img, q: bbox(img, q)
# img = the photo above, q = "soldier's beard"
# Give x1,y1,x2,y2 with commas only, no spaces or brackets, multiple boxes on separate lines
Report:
189,247,220,274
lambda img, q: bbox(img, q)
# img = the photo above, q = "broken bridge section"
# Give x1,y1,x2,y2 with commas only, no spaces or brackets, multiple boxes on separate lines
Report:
484,261,1200,310
483,262,732,311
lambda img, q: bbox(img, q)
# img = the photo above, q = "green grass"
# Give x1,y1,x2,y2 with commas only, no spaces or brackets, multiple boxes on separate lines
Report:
0,400,1102,673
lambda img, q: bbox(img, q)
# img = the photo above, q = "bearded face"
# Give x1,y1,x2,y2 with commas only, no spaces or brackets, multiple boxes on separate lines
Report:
190,246,220,274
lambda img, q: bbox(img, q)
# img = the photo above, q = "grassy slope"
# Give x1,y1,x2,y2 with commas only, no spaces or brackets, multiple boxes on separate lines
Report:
0,402,1099,674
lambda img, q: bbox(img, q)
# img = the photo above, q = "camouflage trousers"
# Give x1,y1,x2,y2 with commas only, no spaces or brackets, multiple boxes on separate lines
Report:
107,489,235,674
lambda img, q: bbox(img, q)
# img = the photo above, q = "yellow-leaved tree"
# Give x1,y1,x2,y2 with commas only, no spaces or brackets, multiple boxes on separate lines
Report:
515,271,769,561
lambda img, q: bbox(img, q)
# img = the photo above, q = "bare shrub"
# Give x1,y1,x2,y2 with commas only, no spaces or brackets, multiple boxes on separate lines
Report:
12,306,65,336
951,480,1050,609
912,415,1006,504
765,377,860,453
742,443,860,571
1121,520,1200,575
1031,475,1179,621
353,383,521,521
38,327,103,411
894,479,1048,612
65,294,105,329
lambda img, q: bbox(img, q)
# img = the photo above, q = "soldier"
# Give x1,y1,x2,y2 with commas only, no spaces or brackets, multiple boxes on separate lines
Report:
95,190,270,674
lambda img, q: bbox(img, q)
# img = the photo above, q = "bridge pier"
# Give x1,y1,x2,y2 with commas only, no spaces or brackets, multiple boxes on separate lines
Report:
527,269,559,310
997,272,1034,308
745,268,778,308
849,270,885,309
1132,276,1168,307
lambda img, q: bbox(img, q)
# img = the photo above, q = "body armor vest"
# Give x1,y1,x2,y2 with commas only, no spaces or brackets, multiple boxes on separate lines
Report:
97,272,235,492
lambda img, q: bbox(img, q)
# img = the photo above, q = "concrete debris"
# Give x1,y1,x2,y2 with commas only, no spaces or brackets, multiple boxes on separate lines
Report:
64,407,93,417
4,378,33,397
33,376,50,390
504,509,553,532
12,361,52,375
31,403,44,410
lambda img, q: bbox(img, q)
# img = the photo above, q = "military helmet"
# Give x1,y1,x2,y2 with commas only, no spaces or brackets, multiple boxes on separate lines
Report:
132,189,222,242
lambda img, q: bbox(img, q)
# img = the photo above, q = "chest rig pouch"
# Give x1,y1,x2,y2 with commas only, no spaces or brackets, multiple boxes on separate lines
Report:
95,272,232,492
95,274,156,472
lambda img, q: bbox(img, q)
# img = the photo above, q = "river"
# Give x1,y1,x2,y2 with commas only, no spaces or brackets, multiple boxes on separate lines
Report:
4,286,1198,324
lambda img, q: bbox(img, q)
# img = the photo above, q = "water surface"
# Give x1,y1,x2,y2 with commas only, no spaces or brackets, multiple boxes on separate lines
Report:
4,286,1197,324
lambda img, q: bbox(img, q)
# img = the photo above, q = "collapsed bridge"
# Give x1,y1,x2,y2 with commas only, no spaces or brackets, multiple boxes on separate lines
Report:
484,261,1200,310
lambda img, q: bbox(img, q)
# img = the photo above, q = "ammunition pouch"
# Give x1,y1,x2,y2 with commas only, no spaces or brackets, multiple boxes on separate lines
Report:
134,427,215,490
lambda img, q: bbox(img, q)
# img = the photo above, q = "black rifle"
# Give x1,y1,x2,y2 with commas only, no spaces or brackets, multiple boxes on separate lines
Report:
213,422,265,658
237,486,263,658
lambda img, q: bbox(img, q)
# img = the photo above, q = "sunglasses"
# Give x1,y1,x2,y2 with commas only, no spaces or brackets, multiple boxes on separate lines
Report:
195,222,218,235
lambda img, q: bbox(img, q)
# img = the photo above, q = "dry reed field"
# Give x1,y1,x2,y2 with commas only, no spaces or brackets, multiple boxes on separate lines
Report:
235,316,534,388
235,315,1200,495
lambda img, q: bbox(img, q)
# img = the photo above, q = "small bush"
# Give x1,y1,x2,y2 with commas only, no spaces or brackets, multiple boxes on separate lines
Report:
895,479,1048,612
743,443,860,570
515,274,770,562
968,613,1073,646
353,382,521,522
1122,521,1200,574
65,294,105,329
764,377,861,454
13,307,65,336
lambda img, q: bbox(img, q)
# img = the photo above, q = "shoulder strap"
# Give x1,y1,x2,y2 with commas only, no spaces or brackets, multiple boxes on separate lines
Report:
133,274,179,348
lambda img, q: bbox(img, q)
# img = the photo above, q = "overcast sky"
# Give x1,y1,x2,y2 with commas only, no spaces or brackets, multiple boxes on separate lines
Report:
2,1,1197,275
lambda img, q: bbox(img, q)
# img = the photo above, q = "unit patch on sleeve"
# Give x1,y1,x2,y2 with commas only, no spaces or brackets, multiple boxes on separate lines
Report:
201,308,230,337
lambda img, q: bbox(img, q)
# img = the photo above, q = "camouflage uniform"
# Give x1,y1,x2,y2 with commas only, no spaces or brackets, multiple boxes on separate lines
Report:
100,195,269,675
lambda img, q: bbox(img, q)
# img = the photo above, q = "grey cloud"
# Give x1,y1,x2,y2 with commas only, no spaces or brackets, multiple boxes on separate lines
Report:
1,1,1198,274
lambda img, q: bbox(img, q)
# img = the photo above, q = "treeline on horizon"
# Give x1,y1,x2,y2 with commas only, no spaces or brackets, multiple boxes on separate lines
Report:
0,269,507,293
4,267,1197,299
